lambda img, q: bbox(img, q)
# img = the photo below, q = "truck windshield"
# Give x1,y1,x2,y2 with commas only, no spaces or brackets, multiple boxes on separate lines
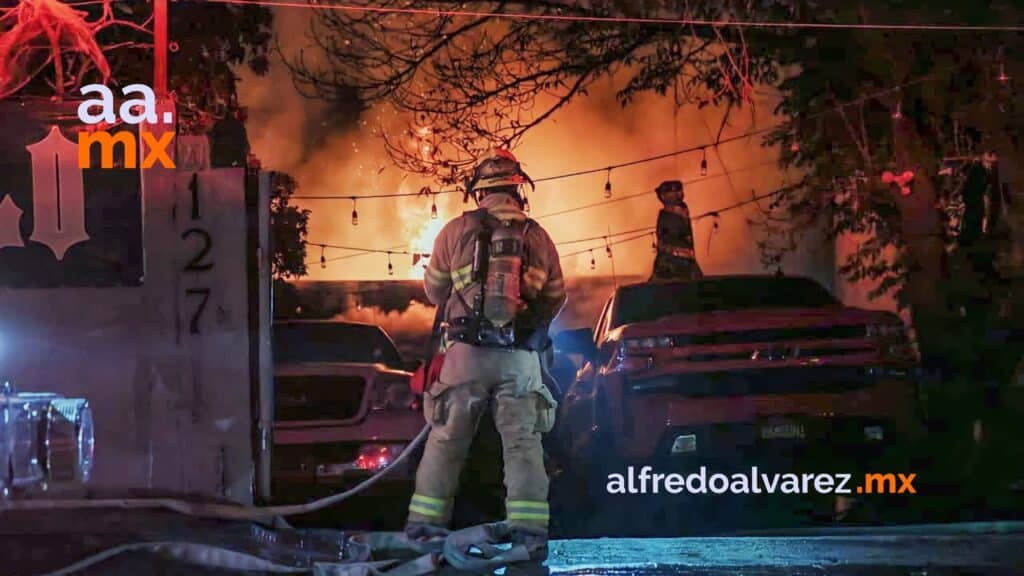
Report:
273,322,404,368
611,277,837,327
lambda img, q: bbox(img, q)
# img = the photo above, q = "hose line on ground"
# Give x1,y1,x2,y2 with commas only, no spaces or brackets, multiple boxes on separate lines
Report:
2,424,432,522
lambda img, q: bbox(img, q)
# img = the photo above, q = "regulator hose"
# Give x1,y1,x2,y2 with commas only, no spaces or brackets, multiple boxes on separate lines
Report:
1,424,431,522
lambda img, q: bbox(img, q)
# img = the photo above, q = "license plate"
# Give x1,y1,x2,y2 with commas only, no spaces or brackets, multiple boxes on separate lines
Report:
760,422,805,440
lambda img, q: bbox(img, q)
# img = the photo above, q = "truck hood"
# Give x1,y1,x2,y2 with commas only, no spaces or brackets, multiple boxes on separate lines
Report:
274,362,411,378
612,306,896,338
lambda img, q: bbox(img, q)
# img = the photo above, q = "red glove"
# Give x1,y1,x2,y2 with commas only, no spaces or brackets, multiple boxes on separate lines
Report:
410,353,446,395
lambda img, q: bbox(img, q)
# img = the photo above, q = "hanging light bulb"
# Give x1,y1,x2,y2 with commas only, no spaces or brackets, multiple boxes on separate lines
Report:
700,148,708,176
430,195,438,219
387,252,394,276
604,168,612,198
891,100,903,120
605,237,613,258
589,249,596,270
998,62,1010,83
319,245,326,269
651,233,657,253
351,198,359,226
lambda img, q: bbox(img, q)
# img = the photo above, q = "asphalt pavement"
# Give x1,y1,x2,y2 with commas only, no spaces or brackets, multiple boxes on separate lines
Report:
545,525,1024,574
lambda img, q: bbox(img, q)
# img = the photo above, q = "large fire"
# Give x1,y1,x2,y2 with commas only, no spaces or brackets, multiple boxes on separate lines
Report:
405,217,446,279
242,40,795,283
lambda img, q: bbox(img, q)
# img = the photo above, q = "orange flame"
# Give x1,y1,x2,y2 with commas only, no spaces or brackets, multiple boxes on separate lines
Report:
405,217,446,279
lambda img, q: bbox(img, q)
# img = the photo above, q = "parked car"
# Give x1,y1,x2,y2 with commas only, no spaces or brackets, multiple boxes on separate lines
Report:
551,275,922,531
270,320,424,512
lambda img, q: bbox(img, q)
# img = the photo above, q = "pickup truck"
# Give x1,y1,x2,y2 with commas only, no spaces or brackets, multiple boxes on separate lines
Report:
552,275,922,534
271,320,423,518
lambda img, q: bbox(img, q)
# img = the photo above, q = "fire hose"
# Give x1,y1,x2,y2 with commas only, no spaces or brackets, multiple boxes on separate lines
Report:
21,425,439,576
16,303,548,572
18,417,540,575
1,423,433,522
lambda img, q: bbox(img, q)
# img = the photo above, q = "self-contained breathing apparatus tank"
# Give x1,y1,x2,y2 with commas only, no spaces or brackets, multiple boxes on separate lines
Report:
483,219,525,329
460,214,529,348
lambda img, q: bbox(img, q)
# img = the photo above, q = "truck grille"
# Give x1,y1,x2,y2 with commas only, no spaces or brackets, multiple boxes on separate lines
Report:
629,366,880,397
275,375,366,421
678,324,867,346
685,345,874,363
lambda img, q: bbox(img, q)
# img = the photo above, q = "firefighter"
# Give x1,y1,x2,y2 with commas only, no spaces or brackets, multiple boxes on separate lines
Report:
650,179,703,281
407,150,566,560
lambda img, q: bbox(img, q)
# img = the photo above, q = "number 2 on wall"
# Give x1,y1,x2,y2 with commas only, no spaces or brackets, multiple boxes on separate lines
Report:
182,228,214,271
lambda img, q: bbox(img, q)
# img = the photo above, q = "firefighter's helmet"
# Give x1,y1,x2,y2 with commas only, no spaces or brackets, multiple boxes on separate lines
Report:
464,150,535,202
656,180,685,205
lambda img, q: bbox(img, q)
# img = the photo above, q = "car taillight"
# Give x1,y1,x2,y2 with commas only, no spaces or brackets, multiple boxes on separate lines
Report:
354,443,404,471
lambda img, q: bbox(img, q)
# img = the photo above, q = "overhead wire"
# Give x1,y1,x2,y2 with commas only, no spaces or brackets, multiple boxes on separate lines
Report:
204,0,1024,32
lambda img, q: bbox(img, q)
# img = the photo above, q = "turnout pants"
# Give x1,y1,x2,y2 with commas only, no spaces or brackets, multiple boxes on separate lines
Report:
408,342,556,534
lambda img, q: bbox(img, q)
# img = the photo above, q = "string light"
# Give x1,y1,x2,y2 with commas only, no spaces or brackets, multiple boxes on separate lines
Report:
320,245,326,269
430,194,438,219
313,183,797,270
604,168,612,198
295,78,946,207
605,236,613,258
998,61,1010,83
387,252,394,276
651,232,657,253
351,198,359,226
700,148,708,176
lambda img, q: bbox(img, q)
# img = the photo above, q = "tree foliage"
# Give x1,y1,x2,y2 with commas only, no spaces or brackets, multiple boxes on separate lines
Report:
3,1,310,278
2,0,273,132
270,172,311,280
286,0,1023,361
286,0,791,185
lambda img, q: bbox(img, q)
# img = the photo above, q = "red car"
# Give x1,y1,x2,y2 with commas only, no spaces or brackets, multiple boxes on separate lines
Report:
554,275,921,475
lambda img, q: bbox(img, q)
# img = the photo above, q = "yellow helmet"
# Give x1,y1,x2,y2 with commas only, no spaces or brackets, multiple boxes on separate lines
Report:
464,149,535,196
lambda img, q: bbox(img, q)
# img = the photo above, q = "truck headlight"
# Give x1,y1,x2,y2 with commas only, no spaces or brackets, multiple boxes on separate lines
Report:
371,375,415,411
624,336,673,351
866,323,903,338
864,425,885,441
